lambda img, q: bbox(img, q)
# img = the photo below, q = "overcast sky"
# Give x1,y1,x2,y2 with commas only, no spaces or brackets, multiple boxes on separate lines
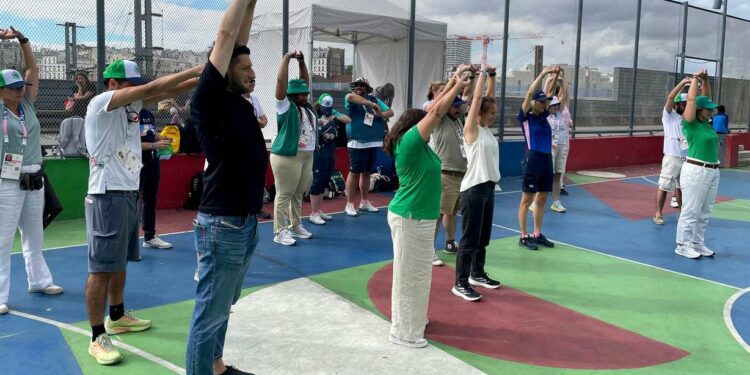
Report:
2,0,749,78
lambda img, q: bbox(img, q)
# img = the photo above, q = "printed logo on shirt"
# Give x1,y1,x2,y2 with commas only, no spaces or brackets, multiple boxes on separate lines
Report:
127,110,140,124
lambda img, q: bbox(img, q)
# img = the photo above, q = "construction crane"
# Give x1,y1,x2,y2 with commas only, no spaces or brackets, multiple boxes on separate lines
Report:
456,34,550,65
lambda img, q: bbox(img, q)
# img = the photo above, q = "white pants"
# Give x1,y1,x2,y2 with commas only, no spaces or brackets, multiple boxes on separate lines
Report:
676,163,720,246
387,211,435,342
0,180,54,305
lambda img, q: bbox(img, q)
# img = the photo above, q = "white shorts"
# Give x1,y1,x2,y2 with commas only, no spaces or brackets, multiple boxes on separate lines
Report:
657,155,685,192
552,143,570,174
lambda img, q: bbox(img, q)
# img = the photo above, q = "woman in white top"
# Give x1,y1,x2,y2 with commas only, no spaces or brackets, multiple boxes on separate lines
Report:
546,72,573,213
452,64,501,302
0,28,63,315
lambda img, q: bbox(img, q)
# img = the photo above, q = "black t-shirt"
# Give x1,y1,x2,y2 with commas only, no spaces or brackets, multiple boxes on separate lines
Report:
191,61,268,216
140,109,157,161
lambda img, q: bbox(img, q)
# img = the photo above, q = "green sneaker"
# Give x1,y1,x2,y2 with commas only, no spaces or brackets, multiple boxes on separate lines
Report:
105,312,152,334
88,333,122,365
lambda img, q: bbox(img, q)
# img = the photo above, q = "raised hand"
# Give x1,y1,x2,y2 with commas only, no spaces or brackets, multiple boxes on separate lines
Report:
0,27,23,40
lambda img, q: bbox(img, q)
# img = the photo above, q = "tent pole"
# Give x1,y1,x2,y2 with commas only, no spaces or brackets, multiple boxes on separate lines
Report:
406,0,416,108
352,32,358,79
283,0,289,54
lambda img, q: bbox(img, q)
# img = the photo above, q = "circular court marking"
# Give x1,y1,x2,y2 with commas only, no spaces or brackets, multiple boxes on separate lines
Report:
577,170,627,179
723,287,750,354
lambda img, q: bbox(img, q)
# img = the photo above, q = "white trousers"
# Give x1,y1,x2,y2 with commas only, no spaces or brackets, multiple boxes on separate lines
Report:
676,163,720,246
0,180,54,305
387,211,435,342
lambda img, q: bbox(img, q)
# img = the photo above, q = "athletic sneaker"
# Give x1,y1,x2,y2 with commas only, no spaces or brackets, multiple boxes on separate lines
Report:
88,333,122,365
345,203,359,217
534,233,555,248
289,224,313,239
550,201,566,213
389,334,429,348
432,253,444,266
359,200,379,213
319,212,333,221
519,235,539,250
221,365,254,375
0,304,8,315
560,187,569,196
469,273,501,289
274,229,296,246
104,312,152,335
452,284,482,301
444,240,458,254
690,243,715,257
675,244,701,259
309,214,326,225
143,235,173,249
528,202,536,213
28,284,64,295
670,196,679,208
653,216,665,225
193,270,199,282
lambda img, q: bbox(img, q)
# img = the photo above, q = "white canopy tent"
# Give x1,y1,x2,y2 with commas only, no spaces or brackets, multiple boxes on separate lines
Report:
249,0,448,140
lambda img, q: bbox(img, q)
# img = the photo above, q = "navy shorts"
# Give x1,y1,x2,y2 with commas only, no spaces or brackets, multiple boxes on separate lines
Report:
349,147,378,174
521,151,553,193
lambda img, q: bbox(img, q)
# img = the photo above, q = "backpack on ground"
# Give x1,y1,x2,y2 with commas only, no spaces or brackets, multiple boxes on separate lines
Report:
328,170,346,197
58,117,88,157
184,172,204,210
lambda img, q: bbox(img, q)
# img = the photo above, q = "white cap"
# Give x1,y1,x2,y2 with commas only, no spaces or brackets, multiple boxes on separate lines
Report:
550,96,561,106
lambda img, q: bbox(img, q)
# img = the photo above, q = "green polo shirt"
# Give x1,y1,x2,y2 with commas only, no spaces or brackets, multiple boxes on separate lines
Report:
389,126,442,220
0,96,43,166
682,118,718,164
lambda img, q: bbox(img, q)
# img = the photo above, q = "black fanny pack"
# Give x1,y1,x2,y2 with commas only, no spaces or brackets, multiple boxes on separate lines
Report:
20,167,45,191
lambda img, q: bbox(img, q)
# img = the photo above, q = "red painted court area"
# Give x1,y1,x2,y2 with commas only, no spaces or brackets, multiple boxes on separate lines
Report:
368,263,690,370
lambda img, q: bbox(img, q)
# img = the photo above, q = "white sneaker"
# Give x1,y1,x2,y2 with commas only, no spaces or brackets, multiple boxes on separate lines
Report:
670,197,679,208
143,236,173,249
675,244,701,259
274,229,297,246
193,270,199,282
690,243,715,257
550,201,566,213
320,212,333,221
432,253,444,266
345,203,359,217
0,304,8,315
28,284,64,295
389,334,429,348
528,202,536,213
359,201,379,213
309,214,326,225
289,224,313,239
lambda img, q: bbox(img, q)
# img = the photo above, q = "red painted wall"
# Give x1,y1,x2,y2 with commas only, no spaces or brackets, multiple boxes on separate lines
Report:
157,148,352,210
565,135,664,171
726,133,750,168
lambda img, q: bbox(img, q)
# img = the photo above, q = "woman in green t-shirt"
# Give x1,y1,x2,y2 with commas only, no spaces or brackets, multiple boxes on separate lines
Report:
0,28,64,315
675,69,720,259
381,65,471,349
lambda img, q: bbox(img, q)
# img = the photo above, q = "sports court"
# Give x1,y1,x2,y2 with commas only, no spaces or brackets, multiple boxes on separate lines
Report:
3,163,749,374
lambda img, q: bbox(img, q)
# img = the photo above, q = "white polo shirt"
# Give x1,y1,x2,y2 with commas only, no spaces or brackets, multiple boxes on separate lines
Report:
662,109,687,158
85,91,143,194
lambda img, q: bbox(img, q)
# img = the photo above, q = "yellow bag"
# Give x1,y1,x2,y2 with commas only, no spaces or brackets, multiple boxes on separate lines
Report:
160,125,181,154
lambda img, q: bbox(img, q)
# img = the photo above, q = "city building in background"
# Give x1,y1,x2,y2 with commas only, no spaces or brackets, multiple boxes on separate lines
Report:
312,47,345,79
445,35,471,78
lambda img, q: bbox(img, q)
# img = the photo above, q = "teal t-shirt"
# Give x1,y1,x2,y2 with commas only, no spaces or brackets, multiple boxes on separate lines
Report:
388,126,442,220
0,95,43,166
682,118,718,164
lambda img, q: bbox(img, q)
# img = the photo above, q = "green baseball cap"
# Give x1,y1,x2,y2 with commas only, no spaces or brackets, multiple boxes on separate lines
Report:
696,95,718,110
103,59,147,85
673,93,687,103
287,79,310,95
0,69,28,89
317,93,333,115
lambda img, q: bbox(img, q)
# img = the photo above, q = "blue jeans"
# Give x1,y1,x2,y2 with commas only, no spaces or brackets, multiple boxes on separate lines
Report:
186,212,259,375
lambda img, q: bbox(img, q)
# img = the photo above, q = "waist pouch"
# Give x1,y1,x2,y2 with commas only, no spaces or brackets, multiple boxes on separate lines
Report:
20,167,45,191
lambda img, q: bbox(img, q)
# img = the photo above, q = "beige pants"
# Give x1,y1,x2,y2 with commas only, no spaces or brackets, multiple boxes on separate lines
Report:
270,152,314,233
387,210,435,342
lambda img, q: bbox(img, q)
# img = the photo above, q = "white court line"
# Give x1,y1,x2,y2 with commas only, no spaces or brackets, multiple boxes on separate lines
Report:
641,175,750,210
8,309,185,374
487,221,741,291
723,288,750,354
495,173,662,196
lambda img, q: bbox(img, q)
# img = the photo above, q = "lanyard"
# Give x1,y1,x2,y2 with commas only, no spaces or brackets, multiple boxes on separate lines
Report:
2,105,28,150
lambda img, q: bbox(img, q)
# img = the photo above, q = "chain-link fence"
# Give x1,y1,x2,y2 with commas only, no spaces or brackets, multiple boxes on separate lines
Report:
1,0,748,147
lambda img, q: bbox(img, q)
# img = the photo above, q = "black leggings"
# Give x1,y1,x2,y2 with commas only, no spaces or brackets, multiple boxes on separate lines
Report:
456,181,495,285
